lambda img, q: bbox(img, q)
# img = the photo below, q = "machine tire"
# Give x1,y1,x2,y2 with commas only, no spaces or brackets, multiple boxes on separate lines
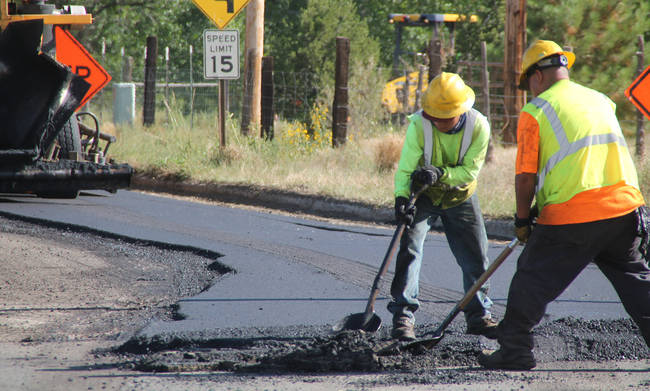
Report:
37,116,82,199
56,115,82,159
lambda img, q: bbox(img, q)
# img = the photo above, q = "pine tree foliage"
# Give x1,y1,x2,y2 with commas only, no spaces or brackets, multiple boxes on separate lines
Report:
265,0,379,89
527,0,650,123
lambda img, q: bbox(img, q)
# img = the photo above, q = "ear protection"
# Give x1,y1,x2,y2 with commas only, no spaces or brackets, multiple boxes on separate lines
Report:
535,54,569,69
521,54,569,90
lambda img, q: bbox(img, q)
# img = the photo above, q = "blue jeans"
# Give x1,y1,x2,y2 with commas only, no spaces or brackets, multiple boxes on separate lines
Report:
388,193,492,327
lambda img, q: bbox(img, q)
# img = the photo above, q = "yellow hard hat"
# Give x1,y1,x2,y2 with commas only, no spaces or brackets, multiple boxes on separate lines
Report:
519,39,575,89
422,72,475,118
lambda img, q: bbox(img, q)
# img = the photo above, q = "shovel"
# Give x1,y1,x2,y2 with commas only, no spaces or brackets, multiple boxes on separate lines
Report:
332,185,429,333
403,237,519,351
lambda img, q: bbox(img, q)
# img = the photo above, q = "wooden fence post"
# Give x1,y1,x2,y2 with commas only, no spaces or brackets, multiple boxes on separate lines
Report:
392,24,403,78
480,42,492,129
403,70,411,114
332,37,349,147
143,36,157,126
428,38,442,83
415,65,426,111
481,41,494,163
241,50,254,136
503,0,526,143
635,35,645,158
261,56,274,140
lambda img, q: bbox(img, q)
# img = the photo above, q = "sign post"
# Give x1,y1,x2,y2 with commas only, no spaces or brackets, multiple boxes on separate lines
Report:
193,0,249,148
204,29,239,148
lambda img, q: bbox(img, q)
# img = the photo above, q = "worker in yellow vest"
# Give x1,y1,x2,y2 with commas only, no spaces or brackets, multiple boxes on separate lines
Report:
390,72,497,341
479,39,650,370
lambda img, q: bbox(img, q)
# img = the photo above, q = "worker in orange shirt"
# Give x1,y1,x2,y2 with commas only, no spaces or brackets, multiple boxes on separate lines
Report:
479,40,650,370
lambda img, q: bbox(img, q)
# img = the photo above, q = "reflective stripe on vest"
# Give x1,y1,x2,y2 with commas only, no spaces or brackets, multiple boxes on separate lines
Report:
528,97,628,193
420,109,478,167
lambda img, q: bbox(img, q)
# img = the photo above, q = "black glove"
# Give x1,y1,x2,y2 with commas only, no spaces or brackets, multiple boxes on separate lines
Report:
635,206,650,261
411,165,443,186
514,205,538,243
395,196,416,226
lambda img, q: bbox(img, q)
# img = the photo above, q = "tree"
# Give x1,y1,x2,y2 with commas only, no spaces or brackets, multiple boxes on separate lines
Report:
264,0,380,121
296,0,379,88
264,0,309,79
527,0,650,124
265,0,380,86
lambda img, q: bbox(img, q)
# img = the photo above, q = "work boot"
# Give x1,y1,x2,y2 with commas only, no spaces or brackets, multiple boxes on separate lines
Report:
391,316,416,341
478,348,536,370
466,316,499,339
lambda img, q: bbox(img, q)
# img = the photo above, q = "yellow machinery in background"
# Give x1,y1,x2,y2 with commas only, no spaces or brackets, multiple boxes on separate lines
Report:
384,13,477,115
0,0,91,29
382,71,427,114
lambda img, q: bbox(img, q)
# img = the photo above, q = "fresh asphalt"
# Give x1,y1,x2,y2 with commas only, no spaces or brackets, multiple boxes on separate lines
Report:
0,187,627,339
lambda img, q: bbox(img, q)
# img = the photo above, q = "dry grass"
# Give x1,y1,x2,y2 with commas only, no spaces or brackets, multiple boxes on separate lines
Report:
108,111,650,220
372,133,403,173
478,146,517,217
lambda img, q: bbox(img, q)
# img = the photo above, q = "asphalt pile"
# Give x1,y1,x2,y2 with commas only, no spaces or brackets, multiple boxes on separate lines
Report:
117,317,648,379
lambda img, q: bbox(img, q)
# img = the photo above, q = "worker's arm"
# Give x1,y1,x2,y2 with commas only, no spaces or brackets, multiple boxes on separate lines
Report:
515,173,536,219
394,116,424,198
514,111,540,219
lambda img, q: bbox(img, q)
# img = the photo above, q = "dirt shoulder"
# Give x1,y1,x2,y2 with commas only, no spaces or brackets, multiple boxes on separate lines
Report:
0,214,225,390
0,205,649,391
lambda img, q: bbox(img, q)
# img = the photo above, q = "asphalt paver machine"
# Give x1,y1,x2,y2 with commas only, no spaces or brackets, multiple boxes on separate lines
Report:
0,0,132,198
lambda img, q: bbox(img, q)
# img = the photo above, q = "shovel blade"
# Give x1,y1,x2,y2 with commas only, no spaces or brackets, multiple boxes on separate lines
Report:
332,312,382,333
403,330,444,351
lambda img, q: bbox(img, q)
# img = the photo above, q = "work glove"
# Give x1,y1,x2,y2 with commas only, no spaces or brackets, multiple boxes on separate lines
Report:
411,165,443,187
514,204,538,243
635,206,650,263
395,196,416,227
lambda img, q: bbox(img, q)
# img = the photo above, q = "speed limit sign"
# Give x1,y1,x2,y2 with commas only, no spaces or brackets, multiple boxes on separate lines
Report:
203,29,239,79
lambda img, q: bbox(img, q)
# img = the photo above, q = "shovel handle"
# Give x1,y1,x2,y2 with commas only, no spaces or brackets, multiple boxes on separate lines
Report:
364,185,429,316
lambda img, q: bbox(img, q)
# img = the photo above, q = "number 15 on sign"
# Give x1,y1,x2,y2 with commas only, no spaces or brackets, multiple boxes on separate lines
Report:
204,29,239,79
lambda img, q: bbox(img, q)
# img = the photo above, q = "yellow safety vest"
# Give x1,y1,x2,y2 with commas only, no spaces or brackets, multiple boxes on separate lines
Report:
522,79,639,209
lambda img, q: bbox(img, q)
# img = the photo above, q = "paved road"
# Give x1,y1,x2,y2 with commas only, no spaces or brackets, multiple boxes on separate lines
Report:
0,190,627,338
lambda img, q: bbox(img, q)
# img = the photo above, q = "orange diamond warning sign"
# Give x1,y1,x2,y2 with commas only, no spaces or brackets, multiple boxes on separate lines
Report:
625,65,650,121
54,26,111,109
192,0,250,29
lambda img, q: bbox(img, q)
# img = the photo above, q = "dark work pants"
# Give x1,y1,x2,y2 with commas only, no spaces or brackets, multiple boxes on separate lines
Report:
498,211,650,353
